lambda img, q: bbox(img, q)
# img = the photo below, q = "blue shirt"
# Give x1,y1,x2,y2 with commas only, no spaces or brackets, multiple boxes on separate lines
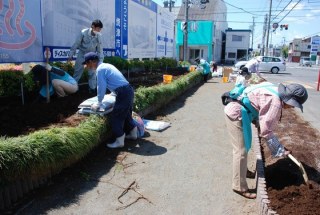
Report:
50,67,77,85
39,67,77,98
96,63,129,102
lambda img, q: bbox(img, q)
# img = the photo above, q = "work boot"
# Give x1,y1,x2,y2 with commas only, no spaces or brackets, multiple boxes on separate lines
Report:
125,126,137,140
107,134,125,148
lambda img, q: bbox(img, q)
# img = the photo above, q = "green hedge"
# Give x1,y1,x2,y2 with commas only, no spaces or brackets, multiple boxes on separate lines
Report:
0,115,107,182
134,71,202,112
0,70,202,184
0,57,181,97
0,70,35,97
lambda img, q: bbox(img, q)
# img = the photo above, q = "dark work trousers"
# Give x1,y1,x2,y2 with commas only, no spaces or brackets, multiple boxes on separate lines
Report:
111,84,135,138
203,73,209,82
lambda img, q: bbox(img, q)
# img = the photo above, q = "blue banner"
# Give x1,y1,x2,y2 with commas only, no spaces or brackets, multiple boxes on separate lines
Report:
121,0,128,59
0,0,43,63
115,0,122,57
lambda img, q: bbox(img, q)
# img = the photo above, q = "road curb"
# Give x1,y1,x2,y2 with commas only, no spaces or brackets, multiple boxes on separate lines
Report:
253,130,279,215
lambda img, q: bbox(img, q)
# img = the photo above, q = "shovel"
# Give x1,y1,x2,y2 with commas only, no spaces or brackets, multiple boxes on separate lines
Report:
288,154,310,186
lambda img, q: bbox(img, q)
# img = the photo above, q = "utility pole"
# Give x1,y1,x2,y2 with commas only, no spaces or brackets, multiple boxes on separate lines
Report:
261,14,268,56
251,16,255,50
169,0,172,12
183,0,189,61
265,0,272,56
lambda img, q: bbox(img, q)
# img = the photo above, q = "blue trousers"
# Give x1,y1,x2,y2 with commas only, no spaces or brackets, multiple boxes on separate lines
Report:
111,85,135,138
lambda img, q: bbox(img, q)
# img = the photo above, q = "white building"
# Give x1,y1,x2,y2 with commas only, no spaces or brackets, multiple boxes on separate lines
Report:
225,29,251,64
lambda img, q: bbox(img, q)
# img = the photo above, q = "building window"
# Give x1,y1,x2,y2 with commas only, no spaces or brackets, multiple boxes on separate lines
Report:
189,49,200,60
232,35,242,42
228,52,236,58
307,45,311,49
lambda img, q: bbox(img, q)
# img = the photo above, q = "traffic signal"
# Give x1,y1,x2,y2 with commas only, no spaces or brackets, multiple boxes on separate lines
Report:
280,24,288,30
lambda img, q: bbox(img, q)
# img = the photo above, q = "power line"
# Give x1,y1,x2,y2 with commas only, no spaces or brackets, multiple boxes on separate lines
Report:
277,0,302,23
271,0,293,22
220,0,261,16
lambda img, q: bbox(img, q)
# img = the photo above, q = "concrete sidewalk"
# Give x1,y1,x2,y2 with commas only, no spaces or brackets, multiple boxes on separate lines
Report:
19,78,258,214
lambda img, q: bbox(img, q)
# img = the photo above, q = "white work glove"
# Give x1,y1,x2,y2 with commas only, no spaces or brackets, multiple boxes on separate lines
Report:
91,102,102,112
46,64,52,71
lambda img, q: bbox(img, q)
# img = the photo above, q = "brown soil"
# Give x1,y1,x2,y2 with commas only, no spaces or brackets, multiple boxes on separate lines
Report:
0,72,181,137
262,108,320,215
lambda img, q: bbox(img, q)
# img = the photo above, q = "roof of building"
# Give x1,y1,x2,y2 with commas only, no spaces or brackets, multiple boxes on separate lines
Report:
225,29,251,32
176,0,220,21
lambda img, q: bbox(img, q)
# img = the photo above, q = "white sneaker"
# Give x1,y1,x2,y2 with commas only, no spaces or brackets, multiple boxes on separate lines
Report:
125,126,138,140
107,134,125,148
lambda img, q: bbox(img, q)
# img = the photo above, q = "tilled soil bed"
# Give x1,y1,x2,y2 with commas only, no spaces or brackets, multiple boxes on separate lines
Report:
0,73,168,137
262,108,320,215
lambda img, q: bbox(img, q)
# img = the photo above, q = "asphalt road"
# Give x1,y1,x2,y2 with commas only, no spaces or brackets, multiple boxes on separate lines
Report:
261,62,320,131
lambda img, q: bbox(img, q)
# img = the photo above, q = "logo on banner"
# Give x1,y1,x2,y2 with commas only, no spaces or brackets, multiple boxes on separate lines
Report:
0,0,37,50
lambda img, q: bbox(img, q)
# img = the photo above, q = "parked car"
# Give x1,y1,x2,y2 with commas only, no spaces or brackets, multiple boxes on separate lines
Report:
233,56,286,74
299,57,312,67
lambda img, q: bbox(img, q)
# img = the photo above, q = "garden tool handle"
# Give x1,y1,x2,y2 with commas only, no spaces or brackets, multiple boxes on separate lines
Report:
288,154,300,166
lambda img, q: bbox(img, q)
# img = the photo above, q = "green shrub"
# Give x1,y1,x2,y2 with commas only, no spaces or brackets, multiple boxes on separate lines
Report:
159,57,177,68
0,115,107,181
0,70,35,97
134,71,202,113
104,56,129,71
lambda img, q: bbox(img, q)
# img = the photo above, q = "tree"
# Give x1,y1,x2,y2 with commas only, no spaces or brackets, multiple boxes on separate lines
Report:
282,45,288,58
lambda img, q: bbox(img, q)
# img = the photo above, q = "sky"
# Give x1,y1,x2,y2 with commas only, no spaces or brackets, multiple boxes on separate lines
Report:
152,0,320,48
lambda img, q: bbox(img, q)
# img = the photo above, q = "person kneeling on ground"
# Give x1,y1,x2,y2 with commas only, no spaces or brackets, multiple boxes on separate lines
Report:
31,64,78,98
224,82,308,199
83,52,137,148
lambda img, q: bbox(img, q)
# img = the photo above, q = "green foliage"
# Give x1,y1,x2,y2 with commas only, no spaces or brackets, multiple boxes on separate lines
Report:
282,45,289,58
0,115,107,181
178,61,191,68
51,62,74,75
104,56,130,71
159,57,177,68
0,70,35,97
134,71,202,113
129,59,144,69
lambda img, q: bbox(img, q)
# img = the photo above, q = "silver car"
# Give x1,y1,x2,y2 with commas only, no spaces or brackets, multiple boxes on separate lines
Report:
234,56,286,74
256,56,286,74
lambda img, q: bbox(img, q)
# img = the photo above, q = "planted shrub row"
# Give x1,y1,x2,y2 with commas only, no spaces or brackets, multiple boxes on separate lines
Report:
0,71,203,210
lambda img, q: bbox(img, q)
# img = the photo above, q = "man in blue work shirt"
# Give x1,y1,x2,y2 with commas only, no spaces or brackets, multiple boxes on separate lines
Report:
82,52,137,148
69,19,104,94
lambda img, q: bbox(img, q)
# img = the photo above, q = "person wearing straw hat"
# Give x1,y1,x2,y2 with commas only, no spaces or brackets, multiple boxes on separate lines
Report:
224,82,308,199
82,52,137,149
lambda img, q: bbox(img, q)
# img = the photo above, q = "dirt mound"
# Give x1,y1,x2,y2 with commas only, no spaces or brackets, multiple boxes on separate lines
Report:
262,108,320,215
